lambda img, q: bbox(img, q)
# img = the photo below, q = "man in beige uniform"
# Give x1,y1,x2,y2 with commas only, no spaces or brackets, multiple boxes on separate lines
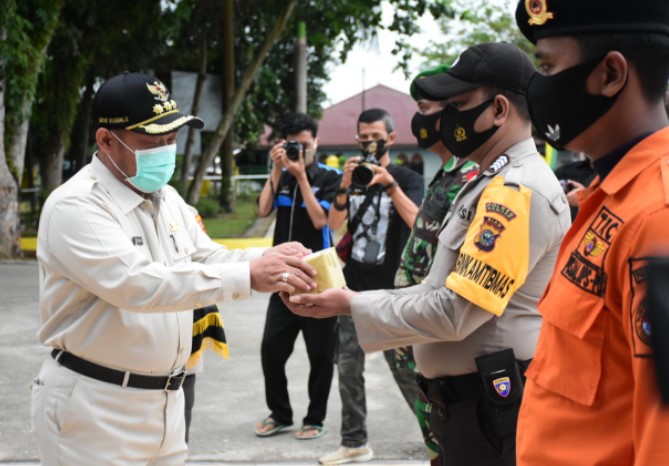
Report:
285,43,571,466
31,72,316,466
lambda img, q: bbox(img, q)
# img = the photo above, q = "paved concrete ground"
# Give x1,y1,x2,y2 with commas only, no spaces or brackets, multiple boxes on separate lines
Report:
0,260,428,465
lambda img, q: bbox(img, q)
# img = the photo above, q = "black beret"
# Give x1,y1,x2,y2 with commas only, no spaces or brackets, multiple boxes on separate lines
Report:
516,0,669,44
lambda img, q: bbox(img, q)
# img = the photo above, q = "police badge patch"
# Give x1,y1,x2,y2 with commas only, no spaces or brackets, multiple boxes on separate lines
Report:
474,216,505,252
493,377,511,398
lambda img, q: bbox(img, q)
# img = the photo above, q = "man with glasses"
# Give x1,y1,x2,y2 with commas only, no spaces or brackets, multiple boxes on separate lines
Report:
320,108,424,464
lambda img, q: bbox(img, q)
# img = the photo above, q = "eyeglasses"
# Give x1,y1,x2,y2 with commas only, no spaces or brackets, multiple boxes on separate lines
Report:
355,133,387,142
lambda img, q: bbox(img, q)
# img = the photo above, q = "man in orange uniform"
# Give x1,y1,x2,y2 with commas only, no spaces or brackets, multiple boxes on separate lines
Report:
514,1,669,464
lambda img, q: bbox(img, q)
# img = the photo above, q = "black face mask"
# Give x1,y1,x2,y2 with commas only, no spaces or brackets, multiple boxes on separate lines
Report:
360,139,387,159
439,98,498,158
526,57,626,151
411,111,442,149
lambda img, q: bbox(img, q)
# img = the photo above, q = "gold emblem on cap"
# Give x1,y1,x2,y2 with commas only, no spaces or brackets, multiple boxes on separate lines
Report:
153,104,164,115
146,81,169,102
420,128,428,140
454,126,467,142
525,0,555,26
169,221,180,232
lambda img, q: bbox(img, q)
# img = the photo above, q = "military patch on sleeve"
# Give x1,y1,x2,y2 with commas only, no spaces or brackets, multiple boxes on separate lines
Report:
446,176,531,316
629,257,653,357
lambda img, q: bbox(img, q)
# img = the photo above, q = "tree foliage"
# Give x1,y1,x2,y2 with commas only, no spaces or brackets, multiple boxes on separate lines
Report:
0,0,452,257
416,0,533,68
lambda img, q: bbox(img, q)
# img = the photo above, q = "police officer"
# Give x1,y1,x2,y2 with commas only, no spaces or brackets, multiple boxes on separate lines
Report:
513,1,669,464
30,72,316,466
284,42,571,466
391,64,479,465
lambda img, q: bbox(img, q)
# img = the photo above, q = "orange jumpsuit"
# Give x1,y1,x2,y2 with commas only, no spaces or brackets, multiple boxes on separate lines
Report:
517,127,669,466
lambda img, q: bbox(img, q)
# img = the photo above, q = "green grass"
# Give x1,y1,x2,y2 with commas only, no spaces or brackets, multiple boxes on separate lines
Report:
202,195,259,238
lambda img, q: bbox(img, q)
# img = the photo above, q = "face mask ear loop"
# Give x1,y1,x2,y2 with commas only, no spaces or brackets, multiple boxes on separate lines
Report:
102,150,131,181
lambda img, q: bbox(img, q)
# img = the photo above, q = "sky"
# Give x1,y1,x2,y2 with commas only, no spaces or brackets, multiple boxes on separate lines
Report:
322,0,518,106
322,6,441,106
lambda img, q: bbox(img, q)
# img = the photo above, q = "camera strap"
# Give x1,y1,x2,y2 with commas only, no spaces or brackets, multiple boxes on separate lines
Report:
348,188,378,238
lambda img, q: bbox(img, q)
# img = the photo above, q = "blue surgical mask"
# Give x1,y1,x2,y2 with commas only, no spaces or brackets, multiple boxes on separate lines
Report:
108,132,177,193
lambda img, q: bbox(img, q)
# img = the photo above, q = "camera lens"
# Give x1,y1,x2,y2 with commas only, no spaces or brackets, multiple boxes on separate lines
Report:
286,145,300,161
352,164,374,186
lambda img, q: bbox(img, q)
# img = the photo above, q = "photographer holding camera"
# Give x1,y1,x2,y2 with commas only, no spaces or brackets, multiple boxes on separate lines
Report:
255,113,342,440
321,108,423,464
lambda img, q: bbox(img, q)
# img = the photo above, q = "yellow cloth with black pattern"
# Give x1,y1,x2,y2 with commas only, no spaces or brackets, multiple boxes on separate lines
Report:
446,176,531,316
186,304,228,370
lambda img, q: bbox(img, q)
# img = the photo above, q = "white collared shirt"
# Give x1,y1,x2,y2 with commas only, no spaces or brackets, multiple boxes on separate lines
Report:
36,154,264,375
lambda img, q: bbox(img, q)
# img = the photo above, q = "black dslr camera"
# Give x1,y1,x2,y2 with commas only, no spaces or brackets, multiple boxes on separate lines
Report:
352,155,380,186
282,141,303,161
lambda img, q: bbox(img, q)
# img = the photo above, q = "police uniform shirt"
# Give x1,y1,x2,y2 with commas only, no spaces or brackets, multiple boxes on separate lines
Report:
37,155,265,375
272,162,341,251
350,138,571,377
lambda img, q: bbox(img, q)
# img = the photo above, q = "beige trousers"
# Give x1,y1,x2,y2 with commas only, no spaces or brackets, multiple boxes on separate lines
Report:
31,357,187,465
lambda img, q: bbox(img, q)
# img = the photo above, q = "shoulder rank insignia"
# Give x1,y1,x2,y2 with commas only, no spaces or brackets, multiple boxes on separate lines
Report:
493,377,511,398
525,0,555,26
487,155,509,175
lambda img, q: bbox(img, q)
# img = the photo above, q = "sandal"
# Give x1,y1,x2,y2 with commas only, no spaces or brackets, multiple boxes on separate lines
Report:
255,416,291,437
295,424,327,440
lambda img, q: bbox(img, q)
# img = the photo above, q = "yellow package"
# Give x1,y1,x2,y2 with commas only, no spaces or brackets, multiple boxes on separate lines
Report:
294,247,347,295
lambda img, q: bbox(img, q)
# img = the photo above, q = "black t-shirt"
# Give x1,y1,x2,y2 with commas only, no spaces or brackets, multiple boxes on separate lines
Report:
272,162,342,252
344,163,424,291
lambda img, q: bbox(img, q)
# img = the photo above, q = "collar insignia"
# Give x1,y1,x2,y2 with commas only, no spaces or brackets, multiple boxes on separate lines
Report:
487,155,509,174
525,0,555,26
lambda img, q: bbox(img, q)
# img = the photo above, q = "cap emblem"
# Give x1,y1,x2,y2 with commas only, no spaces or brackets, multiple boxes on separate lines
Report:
525,0,555,26
419,128,428,140
454,126,467,142
146,81,169,102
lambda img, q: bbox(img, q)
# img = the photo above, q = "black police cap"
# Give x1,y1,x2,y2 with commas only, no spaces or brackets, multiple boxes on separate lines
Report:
92,72,204,136
516,0,669,44
412,42,535,101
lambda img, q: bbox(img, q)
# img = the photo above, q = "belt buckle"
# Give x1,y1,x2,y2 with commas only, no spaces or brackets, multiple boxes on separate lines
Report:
164,370,186,391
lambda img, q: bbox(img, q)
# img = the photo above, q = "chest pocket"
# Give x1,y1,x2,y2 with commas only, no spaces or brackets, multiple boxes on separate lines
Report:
168,230,195,263
527,283,608,406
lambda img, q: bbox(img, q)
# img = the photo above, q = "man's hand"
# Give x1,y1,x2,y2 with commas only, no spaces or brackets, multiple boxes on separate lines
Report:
269,141,286,173
280,288,356,318
369,164,394,187
250,251,317,294
565,180,585,207
266,241,311,258
340,157,361,189
282,146,307,180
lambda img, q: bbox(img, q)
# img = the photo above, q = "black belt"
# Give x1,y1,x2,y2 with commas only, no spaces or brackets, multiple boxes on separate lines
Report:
418,358,532,405
51,349,186,391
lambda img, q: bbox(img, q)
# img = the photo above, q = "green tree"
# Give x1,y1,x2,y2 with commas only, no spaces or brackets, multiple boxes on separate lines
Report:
184,0,453,206
0,0,62,258
416,0,532,67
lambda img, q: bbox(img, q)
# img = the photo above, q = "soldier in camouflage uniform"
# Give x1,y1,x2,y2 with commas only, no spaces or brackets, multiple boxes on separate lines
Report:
388,65,479,465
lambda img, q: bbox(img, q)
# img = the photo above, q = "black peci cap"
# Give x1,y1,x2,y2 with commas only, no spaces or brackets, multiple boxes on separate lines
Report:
516,0,669,44
92,72,204,136
412,42,536,101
